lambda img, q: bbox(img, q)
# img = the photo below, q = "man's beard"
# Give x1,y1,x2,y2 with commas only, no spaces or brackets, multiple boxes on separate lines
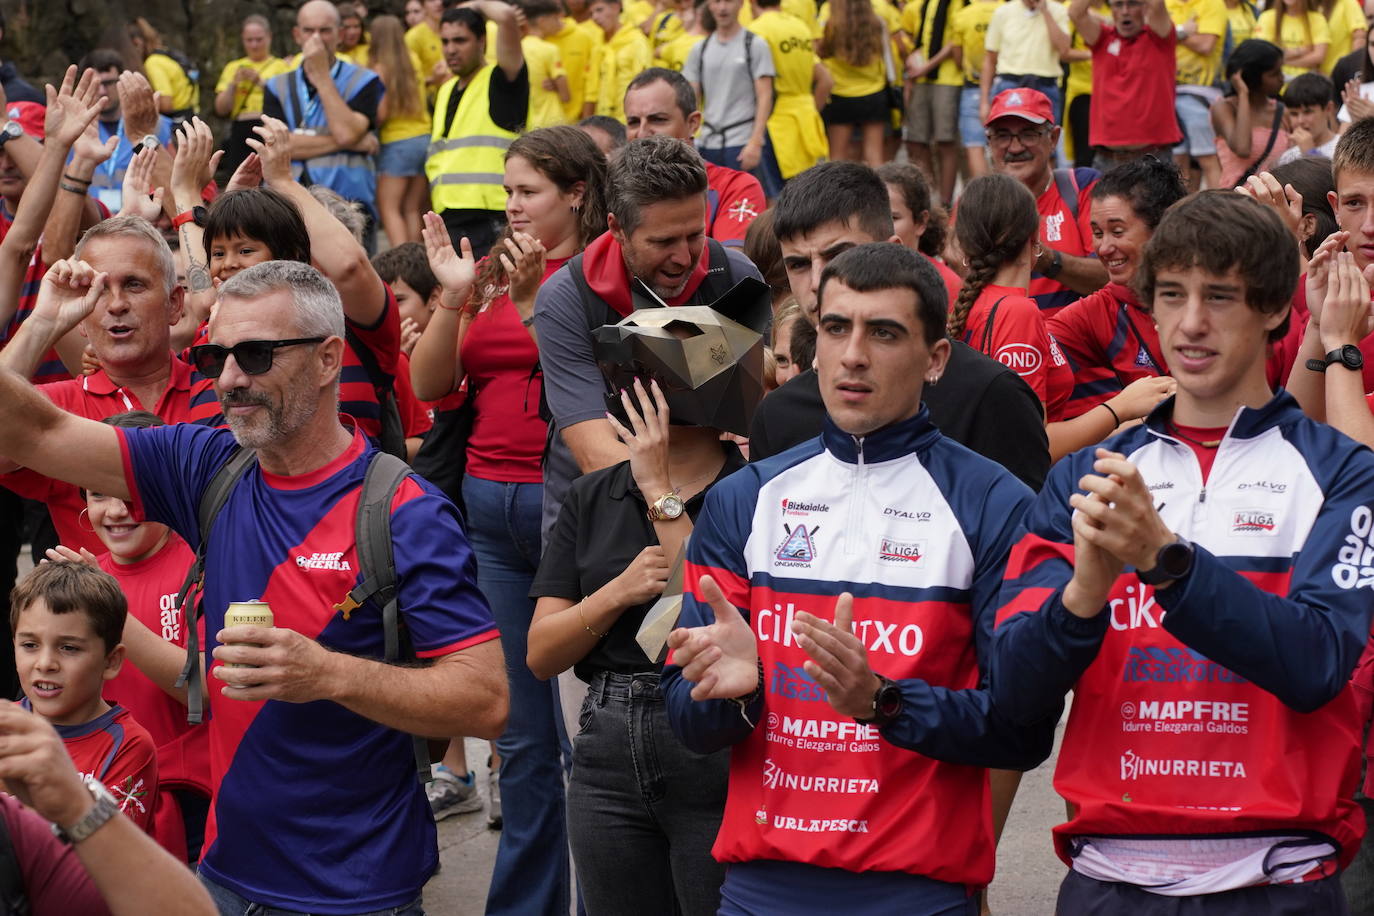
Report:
220,386,317,450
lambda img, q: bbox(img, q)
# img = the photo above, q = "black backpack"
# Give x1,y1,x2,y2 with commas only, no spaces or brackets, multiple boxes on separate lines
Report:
172,448,431,783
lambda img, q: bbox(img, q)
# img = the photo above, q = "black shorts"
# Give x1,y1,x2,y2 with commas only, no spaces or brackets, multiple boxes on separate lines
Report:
822,90,889,127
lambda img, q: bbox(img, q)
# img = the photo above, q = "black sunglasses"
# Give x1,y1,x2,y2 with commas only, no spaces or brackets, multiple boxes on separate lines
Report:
191,337,326,378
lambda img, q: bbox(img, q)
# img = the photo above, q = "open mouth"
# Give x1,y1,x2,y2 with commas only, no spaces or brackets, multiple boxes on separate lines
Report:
30,680,62,698
105,324,135,340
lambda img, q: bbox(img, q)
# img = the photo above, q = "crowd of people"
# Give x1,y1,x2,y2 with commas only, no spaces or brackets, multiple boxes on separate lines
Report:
1,0,1374,913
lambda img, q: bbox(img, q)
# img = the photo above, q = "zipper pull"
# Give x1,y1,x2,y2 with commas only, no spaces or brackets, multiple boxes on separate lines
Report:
1198,486,1206,504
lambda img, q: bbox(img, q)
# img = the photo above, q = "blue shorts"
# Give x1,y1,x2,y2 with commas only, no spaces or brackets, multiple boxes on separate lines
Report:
377,134,429,177
959,86,984,148
1172,92,1217,158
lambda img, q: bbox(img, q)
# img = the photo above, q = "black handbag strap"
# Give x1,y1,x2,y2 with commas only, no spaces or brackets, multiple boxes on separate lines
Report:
979,296,1007,356
1237,102,1285,185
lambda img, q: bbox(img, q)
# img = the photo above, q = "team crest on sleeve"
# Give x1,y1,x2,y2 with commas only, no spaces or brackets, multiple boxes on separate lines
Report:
775,523,818,567
729,198,759,222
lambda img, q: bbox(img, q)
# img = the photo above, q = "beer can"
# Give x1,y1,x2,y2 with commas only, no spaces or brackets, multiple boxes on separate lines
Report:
224,600,273,667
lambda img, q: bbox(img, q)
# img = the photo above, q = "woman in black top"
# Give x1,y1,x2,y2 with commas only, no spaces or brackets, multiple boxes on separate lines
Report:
529,378,739,916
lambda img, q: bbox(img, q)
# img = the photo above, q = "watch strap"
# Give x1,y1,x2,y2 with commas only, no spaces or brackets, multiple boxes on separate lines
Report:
171,209,198,229
52,780,119,844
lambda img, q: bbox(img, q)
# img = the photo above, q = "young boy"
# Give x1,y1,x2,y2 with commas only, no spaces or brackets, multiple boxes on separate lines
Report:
1280,72,1339,162
994,191,1374,911
372,241,443,355
10,561,158,835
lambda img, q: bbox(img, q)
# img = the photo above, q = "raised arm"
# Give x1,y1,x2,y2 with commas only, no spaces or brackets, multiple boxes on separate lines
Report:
1042,2,1072,57
169,118,224,325
1144,0,1173,39
118,72,177,222
463,0,526,81
409,211,477,400
252,115,388,324
1068,0,1102,48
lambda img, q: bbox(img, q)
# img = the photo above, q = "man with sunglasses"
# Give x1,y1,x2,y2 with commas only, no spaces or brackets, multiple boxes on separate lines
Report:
1070,0,1182,170
984,88,1106,316
0,256,508,916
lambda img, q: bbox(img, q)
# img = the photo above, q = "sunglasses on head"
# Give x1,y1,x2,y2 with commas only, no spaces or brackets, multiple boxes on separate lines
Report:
190,337,326,378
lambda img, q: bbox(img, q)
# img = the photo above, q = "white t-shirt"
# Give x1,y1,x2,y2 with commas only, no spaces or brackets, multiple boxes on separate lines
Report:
683,27,776,148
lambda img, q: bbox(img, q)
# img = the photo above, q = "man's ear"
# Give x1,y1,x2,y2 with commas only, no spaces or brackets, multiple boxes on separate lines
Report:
608,211,625,244
687,109,702,135
317,335,347,387
167,283,186,328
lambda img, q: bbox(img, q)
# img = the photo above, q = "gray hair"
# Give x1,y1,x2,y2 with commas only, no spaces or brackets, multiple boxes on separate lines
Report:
218,260,345,339
607,136,707,236
74,215,177,296
308,186,366,243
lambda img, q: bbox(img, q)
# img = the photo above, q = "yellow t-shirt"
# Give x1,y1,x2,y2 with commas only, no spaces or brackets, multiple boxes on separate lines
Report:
650,10,687,49
339,43,372,68
1168,0,1227,87
782,0,824,38
1226,2,1256,45
623,0,656,29
578,19,608,112
656,31,705,70
1257,9,1331,76
818,1,900,95
215,56,289,118
524,35,569,128
983,0,1071,79
595,23,653,119
406,21,445,92
750,10,821,97
902,0,968,87
952,0,1002,85
1324,0,1366,74
549,19,600,120
380,51,432,143
144,51,197,113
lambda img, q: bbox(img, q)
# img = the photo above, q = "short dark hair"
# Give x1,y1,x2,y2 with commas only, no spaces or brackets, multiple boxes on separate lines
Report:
1136,190,1297,342
1268,155,1337,258
11,562,127,655
372,243,439,302
203,188,312,265
607,136,708,235
1091,155,1188,232
578,115,627,149
1224,39,1283,95
80,48,126,73
626,67,697,119
789,313,816,368
1333,116,1374,186
744,209,787,301
817,242,948,346
441,7,486,34
519,0,564,18
774,161,893,245
1282,72,1334,110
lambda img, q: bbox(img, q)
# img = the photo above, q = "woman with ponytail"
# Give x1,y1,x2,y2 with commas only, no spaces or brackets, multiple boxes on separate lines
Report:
951,173,1072,422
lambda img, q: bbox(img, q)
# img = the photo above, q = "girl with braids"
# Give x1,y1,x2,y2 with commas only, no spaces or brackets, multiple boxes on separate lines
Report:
878,162,963,306
951,173,1072,423
409,124,609,916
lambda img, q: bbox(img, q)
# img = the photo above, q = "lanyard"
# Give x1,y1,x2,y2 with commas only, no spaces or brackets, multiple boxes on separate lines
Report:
100,122,127,182
296,59,343,126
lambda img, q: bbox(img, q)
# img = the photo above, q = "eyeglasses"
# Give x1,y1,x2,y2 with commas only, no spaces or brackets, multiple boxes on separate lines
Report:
986,127,1049,146
1108,0,1144,8
190,337,326,378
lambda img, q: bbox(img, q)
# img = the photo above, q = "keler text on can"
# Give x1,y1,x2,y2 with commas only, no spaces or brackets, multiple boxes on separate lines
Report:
224,600,273,667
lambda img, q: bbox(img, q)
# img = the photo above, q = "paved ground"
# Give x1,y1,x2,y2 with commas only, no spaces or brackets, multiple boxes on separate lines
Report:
425,724,1070,915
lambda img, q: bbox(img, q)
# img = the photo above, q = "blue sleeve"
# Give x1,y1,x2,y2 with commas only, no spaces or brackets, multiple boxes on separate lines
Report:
532,267,609,431
156,117,175,146
661,471,763,754
391,479,497,655
989,449,1111,725
121,425,244,550
1159,447,1374,712
879,467,1055,770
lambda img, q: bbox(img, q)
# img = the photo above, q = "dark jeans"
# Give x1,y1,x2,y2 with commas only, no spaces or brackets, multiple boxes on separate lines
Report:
566,671,730,916
1057,869,1349,914
460,475,571,916
1068,94,1093,169
699,140,784,200
200,874,424,916
1343,793,1374,913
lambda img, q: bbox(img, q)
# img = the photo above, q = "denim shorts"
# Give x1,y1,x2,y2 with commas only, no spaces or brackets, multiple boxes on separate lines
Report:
1172,92,1217,157
959,86,985,148
377,134,429,177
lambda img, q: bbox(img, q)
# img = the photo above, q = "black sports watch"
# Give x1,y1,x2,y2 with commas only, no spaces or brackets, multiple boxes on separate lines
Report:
1136,536,1194,586
0,120,23,149
1041,248,1064,279
1306,344,1365,374
855,674,903,728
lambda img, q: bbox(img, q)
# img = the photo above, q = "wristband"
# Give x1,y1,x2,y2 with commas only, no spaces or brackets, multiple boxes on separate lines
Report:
59,181,89,195
61,172,91,187
577,603,606,638
1100,401,1121,427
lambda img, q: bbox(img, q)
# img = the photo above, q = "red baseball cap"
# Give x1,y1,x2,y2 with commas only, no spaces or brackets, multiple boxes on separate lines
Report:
6,103,43,141
984,89,1053,127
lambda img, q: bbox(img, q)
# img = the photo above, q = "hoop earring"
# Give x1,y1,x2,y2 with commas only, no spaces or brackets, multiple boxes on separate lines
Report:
78,508,96,533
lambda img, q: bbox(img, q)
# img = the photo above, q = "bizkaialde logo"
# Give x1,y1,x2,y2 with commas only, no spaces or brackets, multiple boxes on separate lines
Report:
1232,509,1276,536
296,552,352,571
1334,505,1374,590
781,498,830,517
775,524,818,566
762,759,879,794
1120,749,1247,781
878,537,924,564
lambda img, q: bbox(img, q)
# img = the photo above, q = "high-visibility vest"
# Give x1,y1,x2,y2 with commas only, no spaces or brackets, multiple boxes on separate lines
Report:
427,65,516,213
266,60,380,213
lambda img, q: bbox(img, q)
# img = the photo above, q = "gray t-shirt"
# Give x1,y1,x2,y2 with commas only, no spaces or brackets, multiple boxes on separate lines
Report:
533,245,763,539
682,28,776,149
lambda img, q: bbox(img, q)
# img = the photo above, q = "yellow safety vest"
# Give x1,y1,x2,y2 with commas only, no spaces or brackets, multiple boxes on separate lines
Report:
427,65,516,213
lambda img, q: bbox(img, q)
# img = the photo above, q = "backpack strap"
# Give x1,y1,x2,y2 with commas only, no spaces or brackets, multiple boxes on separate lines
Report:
334,451,432,783
979,296,1007,356
1052,168,1080,222
0,809,28,916
175,447,259,725
344,327,407,460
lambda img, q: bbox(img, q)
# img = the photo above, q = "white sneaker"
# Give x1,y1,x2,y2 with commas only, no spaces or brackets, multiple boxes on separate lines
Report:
427,766,483,820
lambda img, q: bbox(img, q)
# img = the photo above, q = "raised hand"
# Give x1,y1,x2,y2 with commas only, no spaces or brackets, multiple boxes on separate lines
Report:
421,210,476,306
498,231,547,309
667,575,760,702
401,316,422,355
1321,251,1374,352
245,115,294,186
301,34,333,86
34,258,108,337
1305,230,1349,327
224,152,263,193
171,117,223,210
71,115,118,168
42,545,100,568
116,146,163,221
605,377,673,497
43,66,103,151
1235,171,1302,238
117,70,161,141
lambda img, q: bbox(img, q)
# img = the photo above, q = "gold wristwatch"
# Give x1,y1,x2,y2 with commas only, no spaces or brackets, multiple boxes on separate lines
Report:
646,491,685,522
